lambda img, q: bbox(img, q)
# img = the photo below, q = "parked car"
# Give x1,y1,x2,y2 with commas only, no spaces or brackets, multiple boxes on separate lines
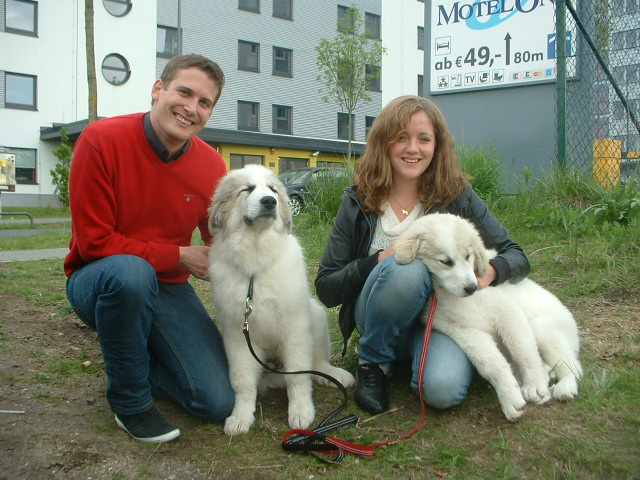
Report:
277,166,348,215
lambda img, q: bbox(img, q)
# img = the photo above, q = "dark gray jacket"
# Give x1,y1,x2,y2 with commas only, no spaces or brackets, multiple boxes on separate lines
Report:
315,185,530,354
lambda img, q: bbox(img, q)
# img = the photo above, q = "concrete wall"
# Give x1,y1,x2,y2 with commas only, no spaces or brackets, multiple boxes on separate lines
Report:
427,84,557,187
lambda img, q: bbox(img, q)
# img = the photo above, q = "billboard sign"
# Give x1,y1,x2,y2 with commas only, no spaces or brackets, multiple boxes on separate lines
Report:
430,0,564,94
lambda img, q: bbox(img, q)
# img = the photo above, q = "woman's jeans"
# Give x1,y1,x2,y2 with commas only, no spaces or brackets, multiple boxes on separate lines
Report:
66,255,234,421
355,256,474,409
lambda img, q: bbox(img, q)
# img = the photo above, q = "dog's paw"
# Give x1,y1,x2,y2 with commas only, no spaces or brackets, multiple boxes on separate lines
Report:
521,382,551,405
288,402,315,430
223,414,255,436
314,366,355,389
551,377,578,401
394,251,414,265
499,390,526,422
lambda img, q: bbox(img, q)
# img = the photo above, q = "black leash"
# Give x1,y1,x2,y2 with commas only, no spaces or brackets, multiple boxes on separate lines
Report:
243,277,357,462
242,277,437,463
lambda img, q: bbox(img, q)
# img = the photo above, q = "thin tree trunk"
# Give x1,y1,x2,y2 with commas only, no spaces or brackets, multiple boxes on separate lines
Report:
85,0,97,124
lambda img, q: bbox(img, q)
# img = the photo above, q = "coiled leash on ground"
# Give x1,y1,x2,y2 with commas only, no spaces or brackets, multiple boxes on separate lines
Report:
242,277,437,463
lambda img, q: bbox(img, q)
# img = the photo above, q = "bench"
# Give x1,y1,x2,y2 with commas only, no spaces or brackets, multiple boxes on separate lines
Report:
0,211,34,228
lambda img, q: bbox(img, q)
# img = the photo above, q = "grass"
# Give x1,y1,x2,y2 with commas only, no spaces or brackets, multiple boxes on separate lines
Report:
0,174,639,479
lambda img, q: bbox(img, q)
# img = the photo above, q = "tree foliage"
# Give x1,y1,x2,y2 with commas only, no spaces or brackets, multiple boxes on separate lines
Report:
315,5,385,160
50,128,72,209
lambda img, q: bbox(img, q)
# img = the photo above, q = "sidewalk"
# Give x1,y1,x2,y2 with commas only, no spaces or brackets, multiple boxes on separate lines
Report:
0,247,69,263
0,217,70,263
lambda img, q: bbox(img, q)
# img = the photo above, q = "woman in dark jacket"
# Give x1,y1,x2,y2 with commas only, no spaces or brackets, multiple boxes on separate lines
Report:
315,96,530,415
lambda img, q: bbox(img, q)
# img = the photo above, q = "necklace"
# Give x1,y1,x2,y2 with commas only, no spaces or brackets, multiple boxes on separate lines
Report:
389,193,418,216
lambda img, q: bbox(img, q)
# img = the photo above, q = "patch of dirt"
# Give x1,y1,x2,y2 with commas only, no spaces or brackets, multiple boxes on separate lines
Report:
0,295,242,480
1,288,639,479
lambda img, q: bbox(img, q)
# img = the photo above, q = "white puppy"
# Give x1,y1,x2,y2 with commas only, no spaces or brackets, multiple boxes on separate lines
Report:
208,165,354,436
395,213,582,421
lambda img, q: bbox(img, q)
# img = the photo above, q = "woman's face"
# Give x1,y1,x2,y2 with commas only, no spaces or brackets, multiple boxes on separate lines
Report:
388,110,436,185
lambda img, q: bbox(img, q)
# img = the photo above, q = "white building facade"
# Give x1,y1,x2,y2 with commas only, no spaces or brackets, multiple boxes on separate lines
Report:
1,0,425,207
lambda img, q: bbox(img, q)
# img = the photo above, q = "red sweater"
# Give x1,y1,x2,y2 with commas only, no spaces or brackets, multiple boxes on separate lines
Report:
64,113,227,283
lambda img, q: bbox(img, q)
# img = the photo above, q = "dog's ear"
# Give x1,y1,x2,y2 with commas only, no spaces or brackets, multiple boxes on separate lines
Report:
394,229,421,264
473,236,490,277
277,182,293,234
208,177,231,234
208,198,225,235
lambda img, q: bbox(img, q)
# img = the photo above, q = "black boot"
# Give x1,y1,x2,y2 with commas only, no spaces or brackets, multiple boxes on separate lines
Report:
354,363,388,414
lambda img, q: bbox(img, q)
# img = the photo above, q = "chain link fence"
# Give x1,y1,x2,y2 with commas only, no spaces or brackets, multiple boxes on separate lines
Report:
556,0,640,187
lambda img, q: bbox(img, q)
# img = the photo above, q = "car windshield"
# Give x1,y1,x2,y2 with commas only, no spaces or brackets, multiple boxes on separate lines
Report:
278,169,312,185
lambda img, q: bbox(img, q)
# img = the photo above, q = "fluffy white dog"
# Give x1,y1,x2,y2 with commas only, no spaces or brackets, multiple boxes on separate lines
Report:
394,213,582,421
208,165,355,436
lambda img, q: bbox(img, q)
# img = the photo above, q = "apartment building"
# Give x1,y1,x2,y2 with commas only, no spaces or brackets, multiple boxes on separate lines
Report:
0,0,425,207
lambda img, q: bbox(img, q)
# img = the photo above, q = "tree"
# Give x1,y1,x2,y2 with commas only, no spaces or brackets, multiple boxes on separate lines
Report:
50,129,72,209
85,0,97,123
315,5,385,162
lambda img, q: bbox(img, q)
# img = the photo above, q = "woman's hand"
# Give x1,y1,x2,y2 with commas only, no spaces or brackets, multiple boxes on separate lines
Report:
476,264,497,290
377,246,395,263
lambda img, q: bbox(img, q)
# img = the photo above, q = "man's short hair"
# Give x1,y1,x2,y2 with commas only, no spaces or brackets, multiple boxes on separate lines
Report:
160,54,225,106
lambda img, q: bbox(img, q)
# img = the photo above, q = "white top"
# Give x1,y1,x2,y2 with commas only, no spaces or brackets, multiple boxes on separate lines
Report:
369,201,423,255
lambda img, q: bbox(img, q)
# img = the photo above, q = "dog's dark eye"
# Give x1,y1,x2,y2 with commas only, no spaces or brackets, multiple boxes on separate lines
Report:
268,185,277,194
241,185,256,194
440,258,454,267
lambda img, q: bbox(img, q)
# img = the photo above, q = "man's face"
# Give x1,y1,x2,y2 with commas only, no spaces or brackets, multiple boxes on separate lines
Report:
150,67,219,155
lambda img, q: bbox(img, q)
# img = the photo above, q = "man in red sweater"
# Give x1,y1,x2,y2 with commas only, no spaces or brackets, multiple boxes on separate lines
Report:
64,54,233,443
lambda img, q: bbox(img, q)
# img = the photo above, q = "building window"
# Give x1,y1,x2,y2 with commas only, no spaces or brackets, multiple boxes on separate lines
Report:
273,105,292,134
157,26,179,58
273,0,292,19
103,0,132,17
337,5,355,33
418,74,424,97
238,101,259,131
365,116,375,139
5,0,37,36
239,0,259,13
230,154,263,170
594,86,609,115
273,47,292,77
338,112,355,140
4,147,37,184
101,54,131,85
280,157,308,172
418,26,425,50
365,65,381,91
594,118,609,140
365,12,380,40
238,41,260,72
4,72,37,110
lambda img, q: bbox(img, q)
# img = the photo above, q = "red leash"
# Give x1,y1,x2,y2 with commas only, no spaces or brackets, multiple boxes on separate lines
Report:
281,295,438,461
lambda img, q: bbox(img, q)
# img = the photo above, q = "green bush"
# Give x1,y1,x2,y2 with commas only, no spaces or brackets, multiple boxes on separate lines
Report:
535,164,600,209
458,144,505,199
582,179,640,226
50,128,72,209
306,164,355,223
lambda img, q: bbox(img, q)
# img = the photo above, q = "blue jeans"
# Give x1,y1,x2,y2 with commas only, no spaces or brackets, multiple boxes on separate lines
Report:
66,255,234,421
355,256,474,409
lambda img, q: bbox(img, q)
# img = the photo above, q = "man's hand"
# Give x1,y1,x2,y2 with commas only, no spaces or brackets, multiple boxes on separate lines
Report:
179,245,211,280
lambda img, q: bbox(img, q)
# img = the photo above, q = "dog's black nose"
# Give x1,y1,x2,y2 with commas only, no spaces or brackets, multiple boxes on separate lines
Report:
260,195,277,210
464,284,478,296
